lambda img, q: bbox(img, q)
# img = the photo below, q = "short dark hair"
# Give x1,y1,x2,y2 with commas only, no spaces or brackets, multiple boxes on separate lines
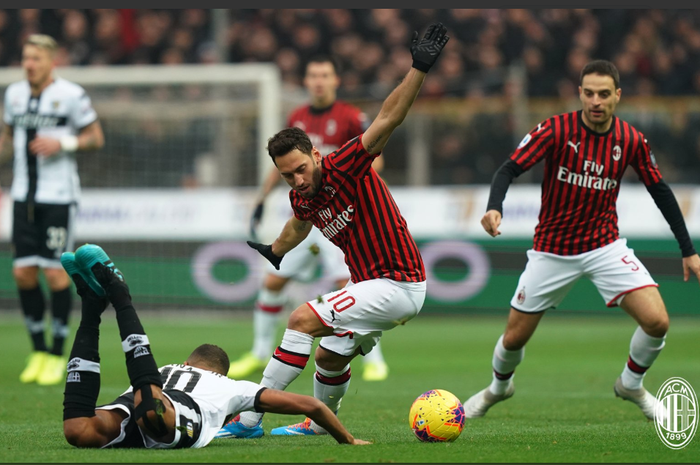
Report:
186,344,230,375
580,60,620,89
267,127,313,162
305,55,340,75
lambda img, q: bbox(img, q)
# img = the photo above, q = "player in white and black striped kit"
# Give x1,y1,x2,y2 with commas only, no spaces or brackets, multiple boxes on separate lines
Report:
60,243,368,448
0,35,104,385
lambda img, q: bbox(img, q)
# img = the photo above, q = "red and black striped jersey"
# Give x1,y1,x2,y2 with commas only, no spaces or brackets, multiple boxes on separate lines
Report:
290,135,426,283
510,110,663,256
287,101,368,156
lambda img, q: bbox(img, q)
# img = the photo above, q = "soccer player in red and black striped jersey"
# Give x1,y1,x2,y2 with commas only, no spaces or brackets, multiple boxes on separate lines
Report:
218,22,448,439
464,60,700,421
228,56,390,383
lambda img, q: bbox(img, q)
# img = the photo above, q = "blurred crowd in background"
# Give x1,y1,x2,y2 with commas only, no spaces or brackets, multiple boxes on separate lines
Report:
1,9,700,186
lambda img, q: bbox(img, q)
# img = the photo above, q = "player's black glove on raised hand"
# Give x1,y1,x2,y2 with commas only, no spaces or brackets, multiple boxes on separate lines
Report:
246,240,284,270
249,201,264,240
410,22,450,73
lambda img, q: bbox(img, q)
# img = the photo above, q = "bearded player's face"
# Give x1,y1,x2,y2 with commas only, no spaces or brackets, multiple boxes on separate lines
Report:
579,73,621,129
276,148,323,199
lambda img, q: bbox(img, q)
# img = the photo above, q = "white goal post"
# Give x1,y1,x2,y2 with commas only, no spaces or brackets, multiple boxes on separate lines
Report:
0,63,282,186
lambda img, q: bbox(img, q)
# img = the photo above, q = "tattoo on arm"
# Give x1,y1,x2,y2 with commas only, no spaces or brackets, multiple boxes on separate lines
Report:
366,134,384,153
293,220,311,233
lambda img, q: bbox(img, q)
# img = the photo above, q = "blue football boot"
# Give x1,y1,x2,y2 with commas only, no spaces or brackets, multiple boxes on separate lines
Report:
216,415,264,439
61,251,105,297
270,417,327,436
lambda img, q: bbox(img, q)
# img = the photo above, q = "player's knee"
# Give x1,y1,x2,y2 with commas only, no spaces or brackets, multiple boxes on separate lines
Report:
287,305,324,335
314,347,349,371
44,268,71,290
644,312,669,338
501,332,526,351
264,274,289,292
13,267,38,288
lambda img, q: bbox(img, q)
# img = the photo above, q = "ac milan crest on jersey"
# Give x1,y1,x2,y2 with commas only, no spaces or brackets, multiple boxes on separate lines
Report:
516,287,526,305
326,118,337,136
613,145,622,161
509,110,662,256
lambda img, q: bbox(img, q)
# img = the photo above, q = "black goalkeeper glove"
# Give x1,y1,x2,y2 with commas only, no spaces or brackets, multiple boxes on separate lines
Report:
410,22,450,73
249,201,264,241
246,240,284,270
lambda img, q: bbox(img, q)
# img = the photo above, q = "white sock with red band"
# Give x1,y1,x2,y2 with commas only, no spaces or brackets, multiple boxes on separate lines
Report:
251,288,286,360
239,329,314,427
489,334,524,395
310,364,352,433
621,326,666,390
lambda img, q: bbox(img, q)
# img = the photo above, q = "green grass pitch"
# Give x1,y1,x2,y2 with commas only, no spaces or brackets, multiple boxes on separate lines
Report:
1,311,699,463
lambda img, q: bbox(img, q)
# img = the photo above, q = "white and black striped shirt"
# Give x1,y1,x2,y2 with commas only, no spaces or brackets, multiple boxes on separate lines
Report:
3,76,97,204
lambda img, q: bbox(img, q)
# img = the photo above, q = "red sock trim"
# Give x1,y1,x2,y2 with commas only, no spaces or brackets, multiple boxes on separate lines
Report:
257,303,284,313
494,369,514,380
273,346,309,369
627,356,648,374
315,368,351,386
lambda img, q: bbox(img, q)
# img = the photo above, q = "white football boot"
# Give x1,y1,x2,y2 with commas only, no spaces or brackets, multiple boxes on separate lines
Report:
463,382,515,418
614,376,666,420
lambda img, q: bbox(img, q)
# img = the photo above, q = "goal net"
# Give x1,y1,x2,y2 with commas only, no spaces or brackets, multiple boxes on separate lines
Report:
0,63,297,311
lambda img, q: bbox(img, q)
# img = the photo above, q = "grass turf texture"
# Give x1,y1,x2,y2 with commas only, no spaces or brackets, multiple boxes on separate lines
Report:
1,312,699,463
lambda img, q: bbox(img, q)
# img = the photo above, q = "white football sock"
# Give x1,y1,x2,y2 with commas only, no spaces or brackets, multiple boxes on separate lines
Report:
310,364,351,433
489,334,524,395
620,326,666,390
251,288,286,360
239,328,314,427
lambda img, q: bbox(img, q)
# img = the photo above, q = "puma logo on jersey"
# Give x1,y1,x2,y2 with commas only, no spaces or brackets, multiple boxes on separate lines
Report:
567,140,581,153
329,309,339,323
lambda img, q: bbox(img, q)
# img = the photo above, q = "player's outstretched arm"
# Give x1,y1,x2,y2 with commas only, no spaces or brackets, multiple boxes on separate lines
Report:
257,389,370,445
247,216,312,269
482,159,525,237
0,124,13,165
645,180,698,283
362,23,449,155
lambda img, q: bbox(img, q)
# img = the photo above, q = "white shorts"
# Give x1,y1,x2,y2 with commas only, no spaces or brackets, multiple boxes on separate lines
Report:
510,238,658,313
307,278,427,357
268,227,350,282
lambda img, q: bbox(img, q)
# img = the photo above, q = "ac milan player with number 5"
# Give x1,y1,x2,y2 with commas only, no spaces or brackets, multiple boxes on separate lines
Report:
464,60,700,421
218,22,448,439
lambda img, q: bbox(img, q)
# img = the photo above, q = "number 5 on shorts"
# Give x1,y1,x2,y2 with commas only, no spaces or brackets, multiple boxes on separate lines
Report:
621,255,639,272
